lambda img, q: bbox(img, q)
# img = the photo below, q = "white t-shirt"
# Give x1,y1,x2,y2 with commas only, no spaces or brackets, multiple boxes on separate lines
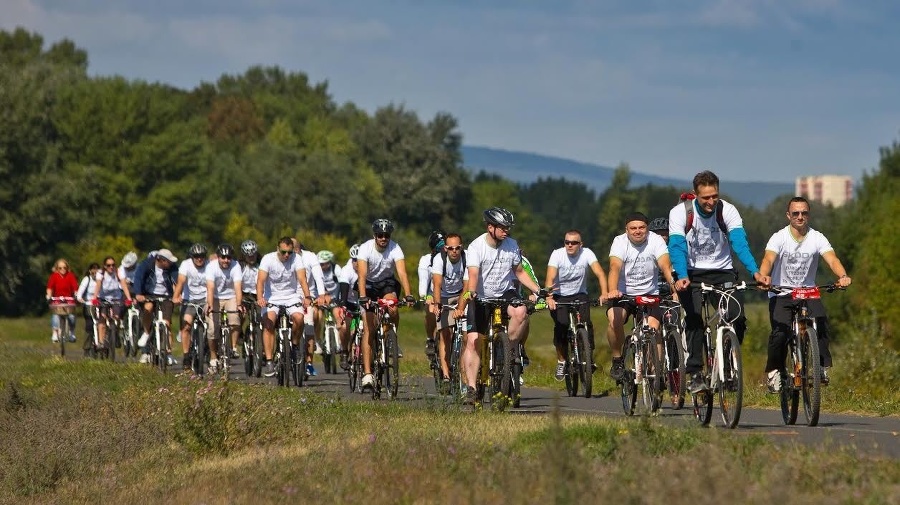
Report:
338,265,359,304
765,226,834,297
418,254,434,298
299,250,326,298
241,263,259,294
259,251,305,304
668,199,742,270
466,233,522,298
547,247,599,297
118,265,136,286
178,259,208,302
357,239,405,283
95,270,123,300
321,263,342,298
206,260,243,299
609,233,669,295
151,265,169,296
430,252,468,298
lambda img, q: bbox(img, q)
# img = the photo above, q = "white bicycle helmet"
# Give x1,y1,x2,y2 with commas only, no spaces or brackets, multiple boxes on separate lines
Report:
348,243,360,260
240,239,258,256
317,250,335,263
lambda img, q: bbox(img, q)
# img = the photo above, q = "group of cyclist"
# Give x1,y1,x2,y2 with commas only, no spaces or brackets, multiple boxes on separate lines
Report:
46,169,852,404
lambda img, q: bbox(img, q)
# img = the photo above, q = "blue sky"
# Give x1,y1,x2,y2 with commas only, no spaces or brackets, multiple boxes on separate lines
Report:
5,0,899,182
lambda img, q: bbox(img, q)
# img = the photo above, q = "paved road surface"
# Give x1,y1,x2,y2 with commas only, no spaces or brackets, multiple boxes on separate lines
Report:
212,356,899,458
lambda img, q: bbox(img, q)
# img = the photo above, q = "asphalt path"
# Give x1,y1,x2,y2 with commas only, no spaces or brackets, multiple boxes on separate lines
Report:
212,355,899,459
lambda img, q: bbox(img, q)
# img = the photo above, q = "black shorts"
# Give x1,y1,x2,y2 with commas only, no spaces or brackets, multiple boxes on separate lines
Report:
608,297,663,324
467,289,519,335
364,277,400,301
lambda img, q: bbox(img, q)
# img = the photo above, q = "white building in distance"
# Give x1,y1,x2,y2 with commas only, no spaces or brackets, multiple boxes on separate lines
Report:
795,175,853,207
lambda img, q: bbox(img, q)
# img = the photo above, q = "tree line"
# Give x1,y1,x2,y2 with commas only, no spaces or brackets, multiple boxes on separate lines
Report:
2,28,897,349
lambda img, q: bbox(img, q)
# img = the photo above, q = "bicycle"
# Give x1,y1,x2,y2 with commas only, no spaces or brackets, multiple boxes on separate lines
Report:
183,302,209,377
241,297,263,378
209,308,241,380
367,298,407,400
690,281,750,429
145,296,173,373
660,298,686,409
345,308,364,393
473,297,526,411
431,302,465,396
95,299,123,362
49,296,76,357
318,303,342,375
554,300,596,399
612,295,664,416
767,284,843,427
121,299,140,359
267,302,305,388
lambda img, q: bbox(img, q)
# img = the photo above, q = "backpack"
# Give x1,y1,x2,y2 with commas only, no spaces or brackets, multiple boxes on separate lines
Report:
681,193,728,240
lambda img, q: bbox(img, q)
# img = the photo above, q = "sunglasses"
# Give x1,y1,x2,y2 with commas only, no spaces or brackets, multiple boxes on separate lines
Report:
790,211,810,217
278,249,292,255
564,240,581,246
105,263,115,267
375,233,391,239
192,255,205,260
220,256,232,260
446,246,462,251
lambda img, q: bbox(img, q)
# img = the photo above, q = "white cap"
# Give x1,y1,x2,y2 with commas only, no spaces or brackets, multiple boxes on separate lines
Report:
156,248,177,263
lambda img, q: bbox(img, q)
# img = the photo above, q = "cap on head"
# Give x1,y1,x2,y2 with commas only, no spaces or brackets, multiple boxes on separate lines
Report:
157,248,178,263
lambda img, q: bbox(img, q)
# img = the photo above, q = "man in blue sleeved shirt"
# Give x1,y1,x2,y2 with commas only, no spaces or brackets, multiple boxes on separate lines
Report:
667,171,769,393
132,248,179,363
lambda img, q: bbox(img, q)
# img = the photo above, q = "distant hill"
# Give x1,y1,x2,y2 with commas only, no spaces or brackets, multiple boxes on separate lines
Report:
461,146,794,208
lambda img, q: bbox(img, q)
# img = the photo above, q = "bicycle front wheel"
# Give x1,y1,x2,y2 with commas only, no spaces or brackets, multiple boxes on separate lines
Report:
157,326,169,374
448,332,463,398
639,331,663,415
718,330,743,428
800,327,822,426
621,339,637,416
108,322,117,363
385,329,400,399
577,328,593,399
664,326,686,409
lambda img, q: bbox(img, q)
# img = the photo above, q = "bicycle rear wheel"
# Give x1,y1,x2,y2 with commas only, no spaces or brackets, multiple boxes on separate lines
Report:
323,326,339,375
718,330,743,429
620,339,637,416
800,327,822,427
664,326,686,409
576,328,593,399
108,321,117,363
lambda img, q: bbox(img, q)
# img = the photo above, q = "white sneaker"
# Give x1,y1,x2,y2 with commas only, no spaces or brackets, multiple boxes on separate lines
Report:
166,354,176,366
314,341,323,355
68,334,77,343
208,358,218,374
51,332,59,343
361,373,375,390
176,332,182,343
139,353,151,364
766,369,781,393
137,332,150,347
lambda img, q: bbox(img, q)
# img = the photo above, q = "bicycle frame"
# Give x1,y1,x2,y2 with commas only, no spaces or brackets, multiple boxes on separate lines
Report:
614,295,664,416
49,296,76,357
146,296,171,373
370,298,402,400
209,308,241,380
184,302,209,377
475,297,524,410
347,309,364,393
267,302,303,388
553,300,595,399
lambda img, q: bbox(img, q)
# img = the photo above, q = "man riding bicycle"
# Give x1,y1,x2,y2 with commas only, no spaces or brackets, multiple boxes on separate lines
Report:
605,213,676,382
757,196,852,391
455,207,545,405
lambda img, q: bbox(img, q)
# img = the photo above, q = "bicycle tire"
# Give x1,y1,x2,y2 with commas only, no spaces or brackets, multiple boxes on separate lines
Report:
108,320,117,363
448,331,463,397
620,338,637,416
780,365,799,425
252,325,263,378
158,325,169,374
692,340,713,425
384,329,399,399
59,314,68,357
299,339,309,387
800,326,822,427
576,328,593,399
718,330,743,429
664,325,686,409
129,315,140,357
646,330,664,415
324,326,339,375
277,329,290,387
243,324,254,377
491,333,508,409
565,330,577,397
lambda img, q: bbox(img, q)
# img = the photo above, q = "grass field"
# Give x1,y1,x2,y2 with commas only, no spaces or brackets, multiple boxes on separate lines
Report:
2,307,899,503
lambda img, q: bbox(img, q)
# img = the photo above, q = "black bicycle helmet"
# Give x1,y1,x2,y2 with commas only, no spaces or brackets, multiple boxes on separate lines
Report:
428,230,446,251
483,207,515,228
648,217,669,233
372,218,395,235
188,243,208,257
216,243,236,258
